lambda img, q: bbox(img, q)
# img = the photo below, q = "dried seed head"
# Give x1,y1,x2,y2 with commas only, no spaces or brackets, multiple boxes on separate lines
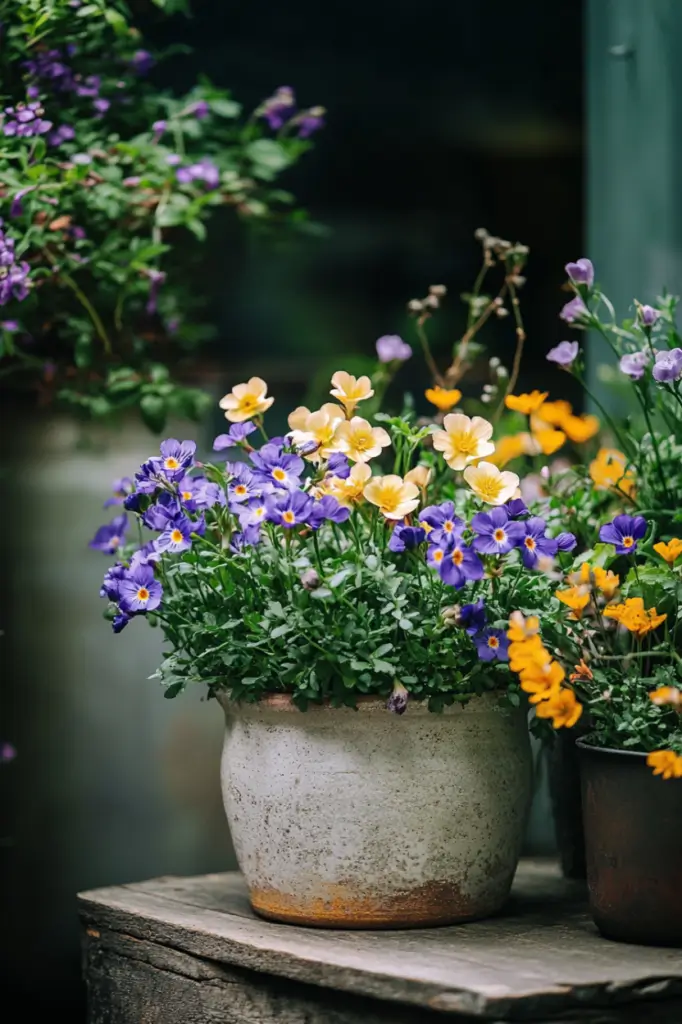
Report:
300,568,321,591
429,284,447,297
407,299,423,313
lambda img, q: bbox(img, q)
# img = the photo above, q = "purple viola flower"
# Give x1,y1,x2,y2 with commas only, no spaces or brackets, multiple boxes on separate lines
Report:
652,348,682,384
458,599,487,635
428,537,484,590
191,100,210,119
3,100,52,137
48,124,75,147
145,268,166,315
213,422,257,451
560,295,588,324
519,517,559,568
419,501,465,545
619,350,649,380
639,304,660,327
471,506,526,555
504,498,530,519
599,513,647,555
250,443,304,491
155,514,200,554
546,340,579,369
89,513,128,555
130,50,155,75
100,563,128,600
238,497,269,529
0,741,17,763
118,563,162,614
93,97,110,115
177,474,223,512
376,334,413,363
152,119,166,139
266,489,314,528
227,463,259,506
157,438,196,480
1,320,18,331
474,628,510,662
176,159,220,189
143,493,180,531
388,524,426,553
324,452,350,479
555,531,577,552
565,258,594,287
104,476,135,508
130,541,162,569
9,187,33,218
294,106,325,138
75,74,100,98
230,525,261,552
308,495,351,530
259,86,296,129
112,612,131,633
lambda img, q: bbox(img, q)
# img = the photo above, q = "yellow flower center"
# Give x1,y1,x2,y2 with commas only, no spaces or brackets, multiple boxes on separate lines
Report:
282,510,295,524
452,548,464,566
235,485,247,496
433,549,444,563
453,431,478,454
137,587,150,602
182,491,192,501
272,468,287,482
255,506,265,518
420,520,433,534
171,529,184,544
110,535,120,549
164,457,180,470
622,536,634,548
488,636,499,649
443,520,455,533
493,528,506,542
524,537,536,550
473,474,504,502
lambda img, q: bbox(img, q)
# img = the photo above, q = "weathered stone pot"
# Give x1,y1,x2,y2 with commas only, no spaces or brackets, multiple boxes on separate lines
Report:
218,692,533,928
578,738,682,946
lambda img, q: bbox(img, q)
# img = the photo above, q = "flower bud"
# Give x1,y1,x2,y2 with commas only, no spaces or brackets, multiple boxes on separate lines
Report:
387,681,409,715
429,284,447,297
423,294,440,309
495,306,510,318
300,568,321,591
407,299,423,313
441,604,461,627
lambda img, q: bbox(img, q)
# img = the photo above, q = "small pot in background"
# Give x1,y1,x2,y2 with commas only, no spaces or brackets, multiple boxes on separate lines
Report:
578,738,682,946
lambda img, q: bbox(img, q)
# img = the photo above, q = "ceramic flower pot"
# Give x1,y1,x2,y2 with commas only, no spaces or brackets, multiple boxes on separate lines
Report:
218,691,532,928
578,739,682,945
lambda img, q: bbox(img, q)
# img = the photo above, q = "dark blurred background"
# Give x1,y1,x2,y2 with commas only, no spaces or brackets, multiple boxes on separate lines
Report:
1,0,584,1015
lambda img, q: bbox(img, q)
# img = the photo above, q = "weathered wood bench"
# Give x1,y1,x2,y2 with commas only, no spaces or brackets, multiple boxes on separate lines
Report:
78,860,682,1023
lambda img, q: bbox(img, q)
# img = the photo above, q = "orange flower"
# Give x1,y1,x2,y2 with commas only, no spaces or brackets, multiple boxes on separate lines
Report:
561,413,600,443
425,386,462,411
507,611,540,643
505,390,549,415
533,427,566,456
604,597,667,637
556,585,591,619
568,563,620,600
654,538,682,567
519,659,566,704
488,433,528,468
535,399,573,427
569,659,593,683
649,686,682,708
534,688,583,728
647,750,682,779
509,635,550,673
589,448,635,497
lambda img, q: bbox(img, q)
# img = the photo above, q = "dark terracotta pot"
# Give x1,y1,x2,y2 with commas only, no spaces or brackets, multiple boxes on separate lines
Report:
578,738,682,945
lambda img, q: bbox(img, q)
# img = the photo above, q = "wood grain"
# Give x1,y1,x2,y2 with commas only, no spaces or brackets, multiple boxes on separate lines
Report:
79,860,682,1022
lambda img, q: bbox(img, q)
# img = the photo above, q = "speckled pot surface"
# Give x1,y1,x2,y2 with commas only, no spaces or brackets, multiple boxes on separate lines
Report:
218,692,532,929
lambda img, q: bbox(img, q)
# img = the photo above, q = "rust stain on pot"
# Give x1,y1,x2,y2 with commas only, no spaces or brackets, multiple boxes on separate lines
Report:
249,879,499,929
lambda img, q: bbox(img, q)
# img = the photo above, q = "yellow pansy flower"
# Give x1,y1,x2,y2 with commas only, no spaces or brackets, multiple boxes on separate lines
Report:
363,474,420,520
334,416,391,463
519,660,566,705
556,585,590,619
604,597,666,637
561,413,600,443
288,403,345,460
489,433,528,468
432,413,495,471
507,611,540,643
567,563,620,600
505,390,548,415
327,463,372,507
535,399,573,427
654,538,682,567
219,376,274,423
462,461,520,506
534,688,583,729
330,371,374,416
649,686,682,707
589,447,635,497
647,750,682,779
425,386,462,411
405,464,432,492
532,427,566,456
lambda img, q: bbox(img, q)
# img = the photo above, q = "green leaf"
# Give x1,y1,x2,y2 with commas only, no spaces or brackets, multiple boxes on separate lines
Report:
140,393,167,432
211,98,242,119
77,4,102,16
164,681,185,699
246,139,292,179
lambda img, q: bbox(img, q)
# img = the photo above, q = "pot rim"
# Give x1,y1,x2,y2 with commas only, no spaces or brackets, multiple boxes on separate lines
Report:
216,690,508,714
576,735,648,760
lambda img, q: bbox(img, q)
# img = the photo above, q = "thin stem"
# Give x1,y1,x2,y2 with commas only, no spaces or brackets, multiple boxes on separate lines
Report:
43,248,112,355
498,276,526,406
415,317,443,385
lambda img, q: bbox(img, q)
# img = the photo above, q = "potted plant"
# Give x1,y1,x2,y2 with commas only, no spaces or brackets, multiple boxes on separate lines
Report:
88,293,587,926
0,0,322,430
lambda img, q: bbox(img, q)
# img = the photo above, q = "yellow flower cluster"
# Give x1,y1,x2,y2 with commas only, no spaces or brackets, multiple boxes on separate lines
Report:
649,685,682,707
506,612,583,728
647,750,682,779
654,538,682,567
603,598,667,638
493,392,600,470
555,563,620,619
425,386,462,411
589,447,635,497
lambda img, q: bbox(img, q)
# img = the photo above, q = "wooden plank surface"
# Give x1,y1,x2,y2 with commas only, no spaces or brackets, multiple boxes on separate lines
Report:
78,860,682,1021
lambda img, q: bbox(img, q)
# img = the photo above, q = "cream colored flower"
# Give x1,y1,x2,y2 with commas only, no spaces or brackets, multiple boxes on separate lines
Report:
330,370,374,416
334,416,391,463
288,405,312,431
463,461,520,505
219,377,274,423
288,403,345,460
327,463,372,506
405,465,432,490
432,413,495,471
363,474,420,520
